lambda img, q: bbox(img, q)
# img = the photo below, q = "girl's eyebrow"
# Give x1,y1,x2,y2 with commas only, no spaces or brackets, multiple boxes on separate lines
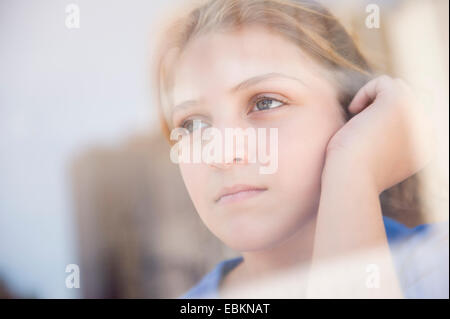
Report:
172,72,306,115
230,72,306,93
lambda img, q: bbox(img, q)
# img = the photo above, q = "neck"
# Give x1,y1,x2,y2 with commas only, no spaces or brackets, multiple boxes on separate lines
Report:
236,213,317,290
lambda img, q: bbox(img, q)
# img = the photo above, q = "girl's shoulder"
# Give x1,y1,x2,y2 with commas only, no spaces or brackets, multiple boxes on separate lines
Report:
179,217,448,298
383,216,449,298
178,256,243,299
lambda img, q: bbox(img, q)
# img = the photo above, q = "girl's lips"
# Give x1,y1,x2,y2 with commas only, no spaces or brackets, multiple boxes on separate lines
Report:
215,184,268,204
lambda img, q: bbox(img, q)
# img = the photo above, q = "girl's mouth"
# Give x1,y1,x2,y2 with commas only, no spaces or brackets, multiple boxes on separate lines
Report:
215,184,268,204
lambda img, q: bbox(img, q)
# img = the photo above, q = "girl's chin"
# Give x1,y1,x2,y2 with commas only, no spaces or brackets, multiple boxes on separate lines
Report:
219,230,290,252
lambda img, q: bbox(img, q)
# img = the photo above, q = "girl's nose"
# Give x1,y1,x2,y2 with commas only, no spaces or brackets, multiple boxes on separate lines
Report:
206,122,252,170
207,154,248,170
202,106,256,169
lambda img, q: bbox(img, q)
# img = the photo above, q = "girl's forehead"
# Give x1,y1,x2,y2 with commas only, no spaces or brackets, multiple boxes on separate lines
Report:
175,26,306,76
171,26,318,104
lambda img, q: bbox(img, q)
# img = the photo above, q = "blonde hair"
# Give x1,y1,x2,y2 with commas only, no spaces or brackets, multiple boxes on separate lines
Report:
152,0,426,225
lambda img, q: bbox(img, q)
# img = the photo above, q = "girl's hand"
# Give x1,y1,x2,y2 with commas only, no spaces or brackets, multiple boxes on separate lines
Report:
325,75,436,194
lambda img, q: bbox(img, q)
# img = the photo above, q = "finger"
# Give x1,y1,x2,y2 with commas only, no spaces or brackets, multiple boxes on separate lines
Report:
348,75,394,114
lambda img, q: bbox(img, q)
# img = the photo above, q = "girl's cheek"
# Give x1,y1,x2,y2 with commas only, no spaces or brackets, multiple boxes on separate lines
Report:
275,106,339,170
179,163,204,204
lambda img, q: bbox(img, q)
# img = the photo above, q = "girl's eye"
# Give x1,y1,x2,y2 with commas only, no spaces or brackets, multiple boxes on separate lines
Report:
249,97,286,113
181,119,210,133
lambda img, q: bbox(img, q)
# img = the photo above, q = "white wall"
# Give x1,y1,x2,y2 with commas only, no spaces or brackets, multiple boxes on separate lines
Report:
0,0,177,298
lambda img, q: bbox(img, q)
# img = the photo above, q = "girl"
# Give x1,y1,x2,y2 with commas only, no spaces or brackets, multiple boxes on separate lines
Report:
153,0,448,298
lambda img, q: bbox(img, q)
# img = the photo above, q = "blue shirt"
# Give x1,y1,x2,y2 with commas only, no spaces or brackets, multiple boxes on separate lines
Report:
180,216,449,298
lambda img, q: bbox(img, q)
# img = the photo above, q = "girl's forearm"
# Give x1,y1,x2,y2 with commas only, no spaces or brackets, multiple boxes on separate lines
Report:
307,154,403,298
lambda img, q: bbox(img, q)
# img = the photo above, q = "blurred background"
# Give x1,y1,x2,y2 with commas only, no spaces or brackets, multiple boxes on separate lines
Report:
0,0,448,298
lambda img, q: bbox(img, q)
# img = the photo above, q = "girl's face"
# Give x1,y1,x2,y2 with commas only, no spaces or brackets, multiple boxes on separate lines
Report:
170,26,345,251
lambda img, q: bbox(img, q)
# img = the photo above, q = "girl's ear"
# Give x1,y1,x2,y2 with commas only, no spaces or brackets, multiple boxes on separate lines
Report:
340,98,355,122
342,73,376,122
344,103,354,122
